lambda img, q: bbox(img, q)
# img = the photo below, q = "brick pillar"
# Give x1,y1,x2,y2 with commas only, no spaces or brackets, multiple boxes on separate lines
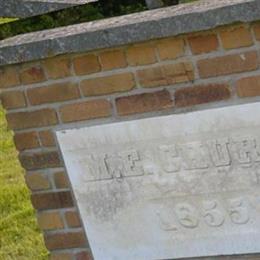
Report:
1,21,260,259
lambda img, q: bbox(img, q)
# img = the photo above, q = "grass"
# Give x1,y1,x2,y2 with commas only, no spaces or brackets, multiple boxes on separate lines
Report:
0,18,17,25
0,108,48,260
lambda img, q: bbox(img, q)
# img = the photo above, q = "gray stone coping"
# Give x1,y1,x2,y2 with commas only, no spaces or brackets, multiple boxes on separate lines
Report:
0,0,97,18
0,0,260,67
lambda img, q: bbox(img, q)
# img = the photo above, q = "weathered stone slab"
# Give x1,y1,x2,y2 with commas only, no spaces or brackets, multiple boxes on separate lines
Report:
57,102,260,260
0,0,97,18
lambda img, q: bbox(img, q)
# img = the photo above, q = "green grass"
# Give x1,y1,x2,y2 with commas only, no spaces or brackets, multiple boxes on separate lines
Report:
0,108,48,260
0,18,17,25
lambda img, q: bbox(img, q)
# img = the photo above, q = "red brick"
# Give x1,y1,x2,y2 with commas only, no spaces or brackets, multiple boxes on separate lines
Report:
44,232,86,250
60,100,111,123
220,26,253,49
99,50,127,70
76,251,93,260
80,73,135,96
175,84,231,107
20,151,61,170
25,173,50,191
198,51,258,79
156,38,185,60
38,211,64,230
73,54,101,75
65,211,81,228
39,130,55,147
14,132,39,151
188,34,218,54
31,191,74,210
0,91,26,109
253,23,260,41
54,172,70,189
116,90,173,116
137,62,194,88
28,82,80,105
50,253,73,260
43,56,71,79
0,66,20,88
236,75,260,97
126,43,157,66
20,65,45,84
6,109,58,130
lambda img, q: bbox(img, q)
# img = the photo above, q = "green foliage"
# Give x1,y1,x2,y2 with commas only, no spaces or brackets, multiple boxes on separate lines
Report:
0,18,17,25
0,1,146,40
0,0,199,40
0,108,48,260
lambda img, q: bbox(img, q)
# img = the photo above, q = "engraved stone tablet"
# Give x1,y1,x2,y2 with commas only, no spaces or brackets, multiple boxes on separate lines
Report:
57,103,260,260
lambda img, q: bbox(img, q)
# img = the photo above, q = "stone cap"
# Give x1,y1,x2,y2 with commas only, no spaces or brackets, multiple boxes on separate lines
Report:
0,0,97,18
0,0,260,67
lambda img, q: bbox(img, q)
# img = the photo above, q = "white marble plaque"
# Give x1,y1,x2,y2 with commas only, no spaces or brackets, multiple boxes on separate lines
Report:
57,103,260,260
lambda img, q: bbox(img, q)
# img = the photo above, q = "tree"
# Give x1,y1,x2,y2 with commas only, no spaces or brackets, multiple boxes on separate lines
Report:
145,0,179,9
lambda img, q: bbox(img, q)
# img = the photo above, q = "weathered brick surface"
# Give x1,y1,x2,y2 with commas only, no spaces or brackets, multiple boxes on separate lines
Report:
237,75,260,97
80,73,135,96
116,90,173,116
50,253,73,260
39,130,55,147
0,66,20,88
60,100,111,123
138,62,194,88
175,84,231,107
44,232,86,250
25,173,50,191
20,65,46,84
31,191,74,210
253,23,260,41
54,172,70,189
99,50,127,70
127,43,157,66
73,54,101,75
0,90,26,109
220,26,253,49
188,34,218,54
198,51,258,78
65,211,81,228
20,151,61,170
28,82,80,105
156,38,185,60
6,109,58,130
38,211,64,230
43,56,71,79
76,251,93,260
14,131,39,151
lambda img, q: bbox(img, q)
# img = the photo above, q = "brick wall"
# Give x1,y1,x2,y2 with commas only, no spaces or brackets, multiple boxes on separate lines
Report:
1,22,260,259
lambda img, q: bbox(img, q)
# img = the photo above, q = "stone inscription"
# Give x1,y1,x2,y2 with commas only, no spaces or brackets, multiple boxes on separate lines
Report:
57,103,260,260
78,136,260,182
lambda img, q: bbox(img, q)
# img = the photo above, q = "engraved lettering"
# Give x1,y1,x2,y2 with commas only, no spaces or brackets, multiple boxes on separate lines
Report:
121,150,144,177
157,211,178,231
79,154,111,181
180,142,209,170
174,203,199,228
105,150,143,178
228,198,249,224
202,200,225,227
232,137,258,164
159,145,181,173
207,138,231,167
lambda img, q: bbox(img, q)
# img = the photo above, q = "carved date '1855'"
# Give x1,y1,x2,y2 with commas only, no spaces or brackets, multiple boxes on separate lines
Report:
158,197,250,231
